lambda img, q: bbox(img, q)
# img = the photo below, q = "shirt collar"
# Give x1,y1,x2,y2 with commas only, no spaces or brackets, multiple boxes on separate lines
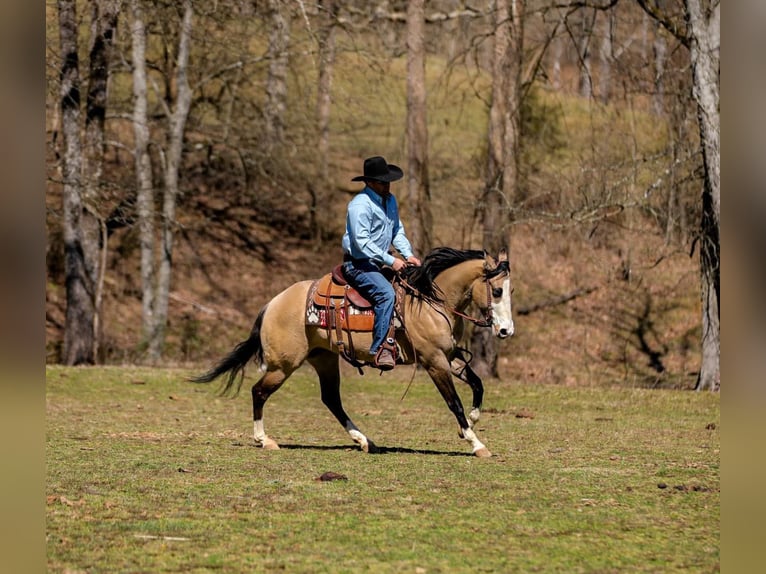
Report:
364,185,388,208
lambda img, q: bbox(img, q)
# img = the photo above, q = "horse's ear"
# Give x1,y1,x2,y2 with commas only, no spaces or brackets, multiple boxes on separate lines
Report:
483,250,497,269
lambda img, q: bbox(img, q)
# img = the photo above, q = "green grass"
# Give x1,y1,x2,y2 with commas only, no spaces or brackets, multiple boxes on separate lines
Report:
47,365,719,572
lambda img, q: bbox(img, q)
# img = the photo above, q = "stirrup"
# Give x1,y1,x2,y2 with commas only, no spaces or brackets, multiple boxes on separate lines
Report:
374,337,397,371
374,349,395,371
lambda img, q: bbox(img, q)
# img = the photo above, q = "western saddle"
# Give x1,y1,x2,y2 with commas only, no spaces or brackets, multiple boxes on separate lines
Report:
306,264,404,369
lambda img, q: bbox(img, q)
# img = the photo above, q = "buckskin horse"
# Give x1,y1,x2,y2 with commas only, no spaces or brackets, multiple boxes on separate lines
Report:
191,247,514,457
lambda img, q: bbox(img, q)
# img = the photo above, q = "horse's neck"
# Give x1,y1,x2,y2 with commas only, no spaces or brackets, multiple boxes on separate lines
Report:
434,260,483,310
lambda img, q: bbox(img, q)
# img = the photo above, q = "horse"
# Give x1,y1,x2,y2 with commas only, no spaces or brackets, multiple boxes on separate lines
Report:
191,247,514,457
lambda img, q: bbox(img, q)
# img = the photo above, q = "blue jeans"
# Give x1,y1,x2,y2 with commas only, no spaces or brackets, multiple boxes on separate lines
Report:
342,260,394,354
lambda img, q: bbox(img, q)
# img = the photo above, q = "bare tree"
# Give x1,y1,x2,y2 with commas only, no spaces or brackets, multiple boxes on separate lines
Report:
58,0,93,365
597,8,614,103
57,0,120,365
130,0,155,351
45,0,714,383
263,0,290,153
470,0,524,378
576,7,596,99
636,0,719,391
653,23,667,114
549,29,563,90
405,0,433,255
83,0,120,360
502,0,524,212
133,0,195,362
686,0,719,391
58,0,118,364
311,0,338,241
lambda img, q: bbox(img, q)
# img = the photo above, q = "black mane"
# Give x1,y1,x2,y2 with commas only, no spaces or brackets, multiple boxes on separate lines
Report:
400,247,486,303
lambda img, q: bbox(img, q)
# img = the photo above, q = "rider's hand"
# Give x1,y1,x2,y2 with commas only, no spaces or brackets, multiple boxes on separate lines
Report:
406,256,421,267
391,258,407,272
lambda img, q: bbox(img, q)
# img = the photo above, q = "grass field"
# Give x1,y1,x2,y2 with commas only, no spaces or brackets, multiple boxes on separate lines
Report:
46,365,719,573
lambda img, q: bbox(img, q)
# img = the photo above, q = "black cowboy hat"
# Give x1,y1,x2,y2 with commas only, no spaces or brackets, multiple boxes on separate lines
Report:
351,156,403,183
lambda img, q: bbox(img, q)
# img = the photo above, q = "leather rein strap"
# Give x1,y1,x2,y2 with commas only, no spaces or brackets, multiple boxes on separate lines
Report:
398,274,494,329
446,279,493,328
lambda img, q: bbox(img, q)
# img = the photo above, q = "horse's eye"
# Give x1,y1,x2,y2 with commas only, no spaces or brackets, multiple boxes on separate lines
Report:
492,287,503,298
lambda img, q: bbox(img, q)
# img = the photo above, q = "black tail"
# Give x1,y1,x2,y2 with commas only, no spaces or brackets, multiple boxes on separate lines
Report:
189,306,267,396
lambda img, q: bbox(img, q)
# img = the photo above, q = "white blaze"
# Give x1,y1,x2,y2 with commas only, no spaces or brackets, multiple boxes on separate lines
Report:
492,278,515,338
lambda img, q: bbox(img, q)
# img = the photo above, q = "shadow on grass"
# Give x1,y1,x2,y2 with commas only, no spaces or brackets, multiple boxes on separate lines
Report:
278,443,471,457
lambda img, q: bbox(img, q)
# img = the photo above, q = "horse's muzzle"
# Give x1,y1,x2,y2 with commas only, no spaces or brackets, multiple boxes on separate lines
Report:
496,324,514,339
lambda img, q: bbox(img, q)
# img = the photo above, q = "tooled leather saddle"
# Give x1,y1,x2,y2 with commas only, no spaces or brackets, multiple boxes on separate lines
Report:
306,265,375,332
306,264,414,373
306,264,406,368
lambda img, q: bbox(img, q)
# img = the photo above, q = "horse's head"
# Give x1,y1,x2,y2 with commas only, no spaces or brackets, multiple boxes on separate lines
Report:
405,247,515,339
475,249,515,339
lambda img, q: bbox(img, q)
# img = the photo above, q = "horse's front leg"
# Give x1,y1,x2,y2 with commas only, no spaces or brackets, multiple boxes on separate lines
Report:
450,358,484,429
426,359,491,458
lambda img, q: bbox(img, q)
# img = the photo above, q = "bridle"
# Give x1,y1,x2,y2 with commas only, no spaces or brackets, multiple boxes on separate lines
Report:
447,279,494,328
396,260,508,330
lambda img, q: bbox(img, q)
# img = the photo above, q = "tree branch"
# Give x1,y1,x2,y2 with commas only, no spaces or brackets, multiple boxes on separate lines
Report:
342,3,484,26
550,0,619,10
634,0,690,48
517,286,598,316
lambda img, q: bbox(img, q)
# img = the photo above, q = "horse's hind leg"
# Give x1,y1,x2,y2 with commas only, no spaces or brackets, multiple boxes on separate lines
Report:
307,350,378,453
252,368,290,450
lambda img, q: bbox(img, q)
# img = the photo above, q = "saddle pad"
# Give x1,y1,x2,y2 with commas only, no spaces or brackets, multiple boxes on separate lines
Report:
306,305,375,332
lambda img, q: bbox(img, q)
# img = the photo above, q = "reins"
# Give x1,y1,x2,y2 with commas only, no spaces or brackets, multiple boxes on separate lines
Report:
399,273,494,329
446,280,494,328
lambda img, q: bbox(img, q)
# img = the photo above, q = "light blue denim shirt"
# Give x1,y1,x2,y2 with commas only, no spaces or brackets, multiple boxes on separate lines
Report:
342,186,414,267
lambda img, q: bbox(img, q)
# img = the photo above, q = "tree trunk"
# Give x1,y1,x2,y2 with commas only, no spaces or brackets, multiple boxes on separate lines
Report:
598,9,614,104
471,0,521,378
58,0,95,365
130,0,156,347
665,74,690,245
83,0,120,361
482,0,509,231
147,0,194,362
405,0,432,256
312,0,337,242
577,8,596,100
686,0,720,391
550,24,563,91
502,0,523,208
635,0,720,391
263,0,290,152
653,24,667,115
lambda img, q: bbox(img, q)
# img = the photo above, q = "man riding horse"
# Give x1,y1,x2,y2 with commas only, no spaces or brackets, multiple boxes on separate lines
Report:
342,156,422,370
191,157,515,457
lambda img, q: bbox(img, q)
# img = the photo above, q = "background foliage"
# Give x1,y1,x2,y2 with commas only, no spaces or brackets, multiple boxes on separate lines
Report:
46,0,704,388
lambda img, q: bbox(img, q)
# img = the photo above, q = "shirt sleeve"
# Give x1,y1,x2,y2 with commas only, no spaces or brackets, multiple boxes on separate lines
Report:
390,198,414,260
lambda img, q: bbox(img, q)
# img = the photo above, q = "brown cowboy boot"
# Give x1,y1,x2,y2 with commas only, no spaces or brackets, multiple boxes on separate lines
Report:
374,328,397,371
375,348,395,371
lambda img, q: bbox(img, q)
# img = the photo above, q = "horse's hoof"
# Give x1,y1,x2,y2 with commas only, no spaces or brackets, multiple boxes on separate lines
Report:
262,438,280,450
363,439,379,454
474,447,492,458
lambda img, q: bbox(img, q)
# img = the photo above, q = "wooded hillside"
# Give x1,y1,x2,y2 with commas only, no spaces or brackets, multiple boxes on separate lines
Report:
45,0,719,390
